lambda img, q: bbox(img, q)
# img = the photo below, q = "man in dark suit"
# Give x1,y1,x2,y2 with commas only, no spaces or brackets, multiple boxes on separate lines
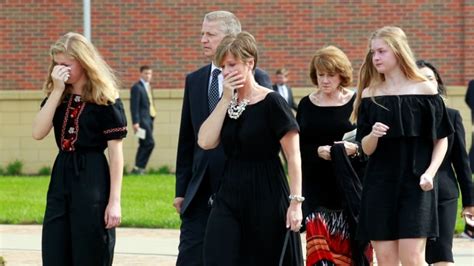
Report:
130,65,156,175
272,68,298,111
174,10,271,266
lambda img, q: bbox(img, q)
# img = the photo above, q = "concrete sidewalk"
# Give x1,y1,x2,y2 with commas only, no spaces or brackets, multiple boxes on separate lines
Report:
1,224,473,265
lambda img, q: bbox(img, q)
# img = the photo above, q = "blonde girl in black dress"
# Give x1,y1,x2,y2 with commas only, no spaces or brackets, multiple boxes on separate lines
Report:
33,32,127,266
352,26,452,265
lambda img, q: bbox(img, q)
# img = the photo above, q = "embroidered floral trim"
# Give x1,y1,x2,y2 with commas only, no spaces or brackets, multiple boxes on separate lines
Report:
103,126,127,135
60,94,86,151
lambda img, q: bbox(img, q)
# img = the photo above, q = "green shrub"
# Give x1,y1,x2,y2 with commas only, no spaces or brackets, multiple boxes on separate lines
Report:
157,165,172,174
38,166,51,176
147,165,173,175
0,256,5,266
0,166,4,176
6,160,23,176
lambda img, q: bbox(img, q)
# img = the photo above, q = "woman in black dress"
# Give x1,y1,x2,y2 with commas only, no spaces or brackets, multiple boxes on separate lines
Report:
417,60,474,265
198,32,303,265
297,45,370,265
32,32,127,266
352,26,453,265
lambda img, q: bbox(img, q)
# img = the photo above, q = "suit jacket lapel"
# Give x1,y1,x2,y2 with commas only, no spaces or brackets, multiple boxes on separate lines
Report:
200,64,212,117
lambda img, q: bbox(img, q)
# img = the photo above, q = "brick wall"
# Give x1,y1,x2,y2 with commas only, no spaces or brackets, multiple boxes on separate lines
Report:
0,0,472,91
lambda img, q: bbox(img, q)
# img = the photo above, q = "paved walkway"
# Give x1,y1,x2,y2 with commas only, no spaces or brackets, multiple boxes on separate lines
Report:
1,224,473,265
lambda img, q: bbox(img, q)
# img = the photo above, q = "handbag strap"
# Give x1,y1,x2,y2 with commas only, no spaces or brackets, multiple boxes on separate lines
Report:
279,229,291,266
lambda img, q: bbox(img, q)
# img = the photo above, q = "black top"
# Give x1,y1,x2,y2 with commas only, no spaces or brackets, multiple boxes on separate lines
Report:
221,92,299,160
296,94,356,214
214,92,303,265
439,108,474,206
42,94,127,152
355,94,453,240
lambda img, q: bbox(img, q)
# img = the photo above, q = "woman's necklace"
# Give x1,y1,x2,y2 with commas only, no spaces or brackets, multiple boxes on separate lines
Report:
227,93,250,119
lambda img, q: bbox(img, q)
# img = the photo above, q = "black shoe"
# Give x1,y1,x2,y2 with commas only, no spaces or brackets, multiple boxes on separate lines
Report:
131,167,145,175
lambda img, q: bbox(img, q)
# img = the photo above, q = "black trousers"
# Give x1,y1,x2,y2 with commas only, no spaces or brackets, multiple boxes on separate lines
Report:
135,119,155,168
176,182,212,266
425,197,457,264
42,151,115,266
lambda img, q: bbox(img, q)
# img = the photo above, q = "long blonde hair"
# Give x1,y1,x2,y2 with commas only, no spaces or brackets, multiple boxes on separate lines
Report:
351,26,426,122
42,32,119,105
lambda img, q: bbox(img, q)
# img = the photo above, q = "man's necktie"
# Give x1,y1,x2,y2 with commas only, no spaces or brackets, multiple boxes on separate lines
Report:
208,69,221,112
146,83,156,118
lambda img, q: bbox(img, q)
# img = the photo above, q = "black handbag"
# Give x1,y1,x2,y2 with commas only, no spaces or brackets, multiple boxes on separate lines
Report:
278,229,304,266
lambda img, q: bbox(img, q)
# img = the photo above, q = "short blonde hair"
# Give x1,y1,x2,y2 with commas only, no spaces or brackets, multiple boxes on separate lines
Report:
309,45,353,88
214,31,258,70
43,32,120,105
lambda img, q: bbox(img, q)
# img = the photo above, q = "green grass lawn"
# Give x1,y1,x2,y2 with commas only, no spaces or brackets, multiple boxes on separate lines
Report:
0,175,181,229
0,175,468,233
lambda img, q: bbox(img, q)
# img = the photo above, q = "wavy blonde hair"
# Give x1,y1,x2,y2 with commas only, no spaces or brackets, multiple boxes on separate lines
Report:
42,32,119,105
351,26,427,122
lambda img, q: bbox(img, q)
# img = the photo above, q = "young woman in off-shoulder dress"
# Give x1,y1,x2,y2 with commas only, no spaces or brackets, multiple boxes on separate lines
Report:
351,26,453,265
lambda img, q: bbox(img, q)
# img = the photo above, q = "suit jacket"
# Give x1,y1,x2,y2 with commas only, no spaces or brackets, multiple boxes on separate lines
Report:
254,68,272,89
272,84,297,111
465,80,474,123
438,108,474,206
175,64,271,214
130,81,153,125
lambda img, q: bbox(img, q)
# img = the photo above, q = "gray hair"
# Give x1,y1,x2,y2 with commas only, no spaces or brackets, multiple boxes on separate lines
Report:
204,11,241,36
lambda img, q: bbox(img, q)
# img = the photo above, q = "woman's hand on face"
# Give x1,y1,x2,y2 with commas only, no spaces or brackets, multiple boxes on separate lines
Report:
51,65,71,91
370,122,389,138
222,70,244,100
286,202,303,232
317,145,332,160
104,201,121,229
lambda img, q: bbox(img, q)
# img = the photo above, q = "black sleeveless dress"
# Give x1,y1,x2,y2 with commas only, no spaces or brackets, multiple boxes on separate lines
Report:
203,92,303,266
355,94,453,241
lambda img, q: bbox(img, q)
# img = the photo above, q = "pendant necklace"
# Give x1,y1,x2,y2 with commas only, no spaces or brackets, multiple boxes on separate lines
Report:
227,93,249,119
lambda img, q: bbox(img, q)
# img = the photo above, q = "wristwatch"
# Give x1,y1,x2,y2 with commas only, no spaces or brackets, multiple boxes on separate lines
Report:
288,195,305,202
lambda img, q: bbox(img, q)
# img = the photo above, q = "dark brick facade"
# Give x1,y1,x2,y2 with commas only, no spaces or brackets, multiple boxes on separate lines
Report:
1,0,472,91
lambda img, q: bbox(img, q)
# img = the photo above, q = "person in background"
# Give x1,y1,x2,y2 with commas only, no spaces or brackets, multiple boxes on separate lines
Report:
464,79,474,172
416,59,474,265
32,32,127,266
174,10,273,266
273,68,298,111
130,65,156,175
352,26,452,265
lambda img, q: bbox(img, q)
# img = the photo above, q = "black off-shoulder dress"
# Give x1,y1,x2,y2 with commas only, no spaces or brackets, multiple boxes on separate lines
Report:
355,94,453,241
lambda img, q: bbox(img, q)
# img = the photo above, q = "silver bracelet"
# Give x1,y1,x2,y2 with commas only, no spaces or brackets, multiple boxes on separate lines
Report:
288,195,305,202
